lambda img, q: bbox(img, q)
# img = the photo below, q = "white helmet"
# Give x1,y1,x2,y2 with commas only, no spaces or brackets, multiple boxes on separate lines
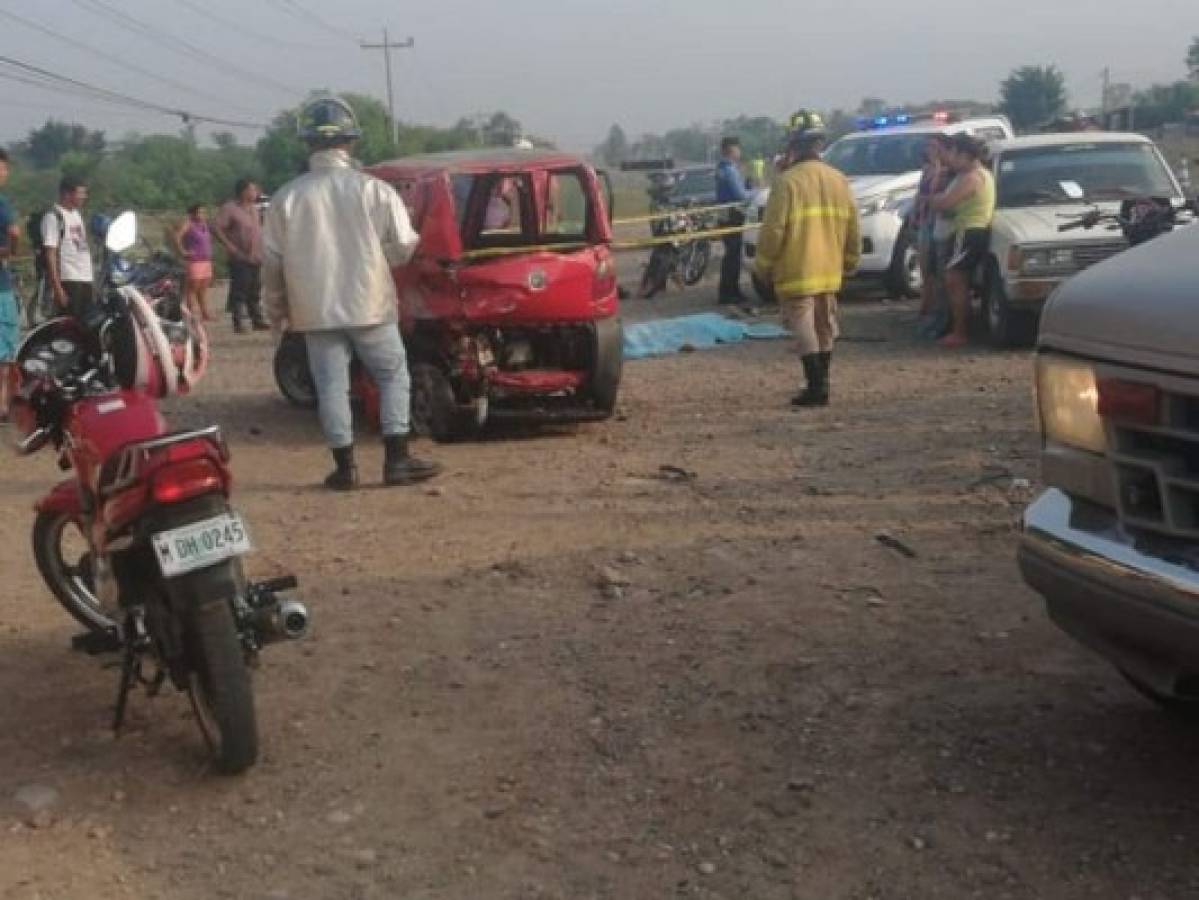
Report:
111,287,209,397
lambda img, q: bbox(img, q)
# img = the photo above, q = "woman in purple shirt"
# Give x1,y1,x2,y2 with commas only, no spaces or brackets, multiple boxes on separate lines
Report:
173,203,214,321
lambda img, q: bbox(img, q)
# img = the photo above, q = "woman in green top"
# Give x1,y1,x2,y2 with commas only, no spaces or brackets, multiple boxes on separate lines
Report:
931,134,995,348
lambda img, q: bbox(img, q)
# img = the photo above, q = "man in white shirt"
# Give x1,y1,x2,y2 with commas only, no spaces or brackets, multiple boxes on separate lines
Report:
263,97,440,491
41,176,94,319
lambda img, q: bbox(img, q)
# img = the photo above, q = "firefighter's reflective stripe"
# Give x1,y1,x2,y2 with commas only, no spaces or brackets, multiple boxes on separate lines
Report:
773,273,849,296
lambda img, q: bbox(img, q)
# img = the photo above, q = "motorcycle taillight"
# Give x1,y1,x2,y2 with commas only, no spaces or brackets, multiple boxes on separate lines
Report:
152,458,224,505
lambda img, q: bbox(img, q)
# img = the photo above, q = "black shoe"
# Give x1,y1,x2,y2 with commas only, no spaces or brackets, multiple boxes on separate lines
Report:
324,446,359,491
251,321,271,332
233,320,248,335
791,354,829,408
383,435,442,486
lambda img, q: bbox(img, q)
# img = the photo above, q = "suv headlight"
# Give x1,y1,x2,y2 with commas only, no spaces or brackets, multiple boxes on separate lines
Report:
856,190,909,218
1035,354,1105,454
1017,247,1076,274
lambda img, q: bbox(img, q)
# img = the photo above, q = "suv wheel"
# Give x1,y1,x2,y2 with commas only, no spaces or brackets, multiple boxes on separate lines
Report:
885,226,922,299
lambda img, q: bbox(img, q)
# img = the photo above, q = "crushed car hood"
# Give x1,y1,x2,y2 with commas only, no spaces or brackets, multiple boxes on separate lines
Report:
1040,225,1199,376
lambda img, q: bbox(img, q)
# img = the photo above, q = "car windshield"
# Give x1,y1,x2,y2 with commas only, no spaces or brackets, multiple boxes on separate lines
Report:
996,143,1178,208
825,134,931,176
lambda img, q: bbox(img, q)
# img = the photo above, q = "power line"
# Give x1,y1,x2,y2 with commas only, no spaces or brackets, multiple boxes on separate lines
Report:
67,0,298,99
167,0,323,51
265,0,361,43
0,6,248,112
0,53,265,129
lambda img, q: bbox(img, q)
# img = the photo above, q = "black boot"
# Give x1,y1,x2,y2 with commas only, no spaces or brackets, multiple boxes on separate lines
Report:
383,435,442,487
790,354,829,408
324,446,359,491
820,351,833,402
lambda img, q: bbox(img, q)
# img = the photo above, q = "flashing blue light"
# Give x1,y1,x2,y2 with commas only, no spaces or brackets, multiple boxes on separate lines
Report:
895,114,911,125
874,116,890,127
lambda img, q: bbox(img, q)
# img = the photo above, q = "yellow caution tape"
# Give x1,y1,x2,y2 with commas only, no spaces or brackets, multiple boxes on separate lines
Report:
457,223,755,261
610,201,750,228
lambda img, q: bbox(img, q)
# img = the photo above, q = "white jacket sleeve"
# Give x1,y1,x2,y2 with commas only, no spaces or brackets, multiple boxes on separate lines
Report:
261,201,289,326
375,182,420,268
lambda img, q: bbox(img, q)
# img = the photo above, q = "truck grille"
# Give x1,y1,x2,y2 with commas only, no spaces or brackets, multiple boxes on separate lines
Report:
1108,373,1199,540
1073,241,1126,271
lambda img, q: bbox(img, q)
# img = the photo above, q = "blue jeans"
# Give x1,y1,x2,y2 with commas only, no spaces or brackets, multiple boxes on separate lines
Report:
304,324,411,449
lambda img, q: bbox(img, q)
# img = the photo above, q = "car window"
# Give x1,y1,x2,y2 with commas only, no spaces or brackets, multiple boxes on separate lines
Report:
825,134,930,176
972,126,1009,142
545,170,590,239
996,143,1178,208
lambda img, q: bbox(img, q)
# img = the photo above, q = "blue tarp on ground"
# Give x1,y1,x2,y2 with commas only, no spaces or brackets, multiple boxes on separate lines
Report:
623,313,790,360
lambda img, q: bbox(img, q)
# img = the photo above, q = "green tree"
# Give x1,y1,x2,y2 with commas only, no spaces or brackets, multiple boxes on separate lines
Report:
597,124,629,166
24,120,106,169
481,111,522,147
1131,80,1199,129
1188,36,1199,79
1000,65,1068,131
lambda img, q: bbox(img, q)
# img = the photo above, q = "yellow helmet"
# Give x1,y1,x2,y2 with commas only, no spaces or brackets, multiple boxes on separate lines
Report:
788,109,826,137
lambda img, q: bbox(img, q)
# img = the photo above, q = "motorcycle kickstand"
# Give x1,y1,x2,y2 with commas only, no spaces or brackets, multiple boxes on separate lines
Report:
112,640,138,734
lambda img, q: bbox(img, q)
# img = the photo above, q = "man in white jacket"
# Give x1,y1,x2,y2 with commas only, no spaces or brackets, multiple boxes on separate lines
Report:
263,97,440,490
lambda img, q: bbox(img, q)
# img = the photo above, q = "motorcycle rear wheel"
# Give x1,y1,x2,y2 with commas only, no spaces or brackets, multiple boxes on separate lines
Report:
184,583,258,775
32,510,117,635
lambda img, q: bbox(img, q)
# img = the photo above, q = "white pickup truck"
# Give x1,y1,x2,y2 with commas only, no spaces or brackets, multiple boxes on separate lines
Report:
979,132,1188,346
745,115,1014,298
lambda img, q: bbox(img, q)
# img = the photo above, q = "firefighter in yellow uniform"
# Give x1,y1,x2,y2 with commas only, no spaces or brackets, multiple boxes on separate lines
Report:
755,112,861,407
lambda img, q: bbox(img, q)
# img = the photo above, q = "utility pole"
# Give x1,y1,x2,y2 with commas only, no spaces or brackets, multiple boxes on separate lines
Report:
360,28,414,143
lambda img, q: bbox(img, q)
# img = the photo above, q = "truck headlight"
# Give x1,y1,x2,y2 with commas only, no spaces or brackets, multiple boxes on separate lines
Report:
1035,354,1105,454
856,190,908,218
1020,247,1075,274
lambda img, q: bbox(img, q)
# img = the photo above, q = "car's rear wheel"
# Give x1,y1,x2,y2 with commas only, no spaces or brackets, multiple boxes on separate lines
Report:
587,318,623,415
411,362,473,443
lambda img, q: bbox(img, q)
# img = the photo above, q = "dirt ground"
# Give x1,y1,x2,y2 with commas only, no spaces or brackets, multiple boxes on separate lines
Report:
4,271,1199,900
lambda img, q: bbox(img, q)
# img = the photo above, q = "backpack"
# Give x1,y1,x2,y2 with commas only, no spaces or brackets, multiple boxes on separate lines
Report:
26,207,64,275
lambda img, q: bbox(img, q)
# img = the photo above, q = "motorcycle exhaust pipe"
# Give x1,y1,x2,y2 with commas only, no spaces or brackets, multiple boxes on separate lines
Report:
245,595,310,644
276,600,310,640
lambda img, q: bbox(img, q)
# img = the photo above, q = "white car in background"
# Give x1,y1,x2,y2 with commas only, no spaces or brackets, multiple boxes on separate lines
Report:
745,115,1014,299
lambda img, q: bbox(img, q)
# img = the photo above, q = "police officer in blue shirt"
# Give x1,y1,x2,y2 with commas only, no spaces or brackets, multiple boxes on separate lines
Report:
714,136,749,304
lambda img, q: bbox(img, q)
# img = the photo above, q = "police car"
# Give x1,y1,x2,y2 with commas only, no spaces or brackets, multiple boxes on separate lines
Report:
745,112,1014,298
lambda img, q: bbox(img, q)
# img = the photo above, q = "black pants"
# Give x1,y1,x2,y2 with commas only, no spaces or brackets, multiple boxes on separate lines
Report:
63,281,94,321
718,210,746,302
227,260,264,325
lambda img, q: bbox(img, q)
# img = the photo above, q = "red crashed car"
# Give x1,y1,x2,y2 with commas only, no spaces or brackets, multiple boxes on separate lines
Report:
274,149,623,441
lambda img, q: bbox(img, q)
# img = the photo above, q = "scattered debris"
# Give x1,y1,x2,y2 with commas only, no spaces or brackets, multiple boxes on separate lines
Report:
656,465,697,483
875,533,918,559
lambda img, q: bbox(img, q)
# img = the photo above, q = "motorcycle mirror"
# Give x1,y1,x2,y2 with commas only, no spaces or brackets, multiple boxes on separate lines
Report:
105,211,138,254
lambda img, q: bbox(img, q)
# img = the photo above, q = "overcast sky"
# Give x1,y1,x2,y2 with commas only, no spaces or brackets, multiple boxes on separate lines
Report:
0,0,1195,150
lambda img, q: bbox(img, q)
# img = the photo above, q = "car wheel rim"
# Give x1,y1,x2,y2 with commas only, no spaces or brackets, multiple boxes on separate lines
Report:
905,245,923,293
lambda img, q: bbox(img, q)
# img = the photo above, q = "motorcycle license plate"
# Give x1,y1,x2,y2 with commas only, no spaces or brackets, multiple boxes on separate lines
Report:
152,514,252,578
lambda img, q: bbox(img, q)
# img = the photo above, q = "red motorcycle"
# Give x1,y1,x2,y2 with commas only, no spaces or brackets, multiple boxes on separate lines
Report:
9,212,306,774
